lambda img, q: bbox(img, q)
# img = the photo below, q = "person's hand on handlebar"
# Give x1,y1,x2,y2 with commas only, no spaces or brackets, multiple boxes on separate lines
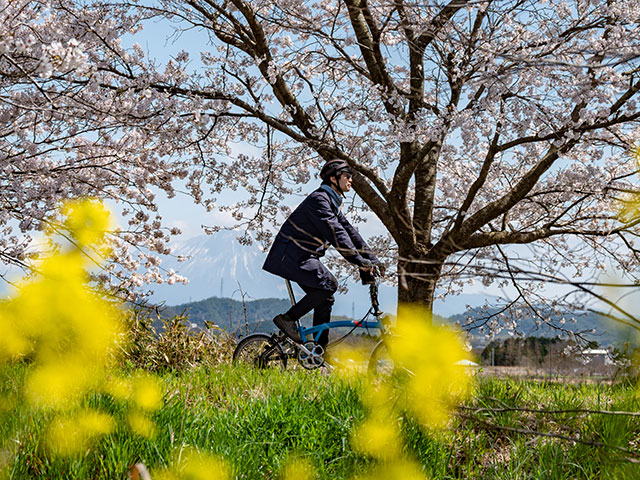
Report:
359,260,385,284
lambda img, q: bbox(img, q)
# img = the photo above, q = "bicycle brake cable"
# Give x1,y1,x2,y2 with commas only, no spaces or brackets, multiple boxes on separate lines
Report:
327,308,373,349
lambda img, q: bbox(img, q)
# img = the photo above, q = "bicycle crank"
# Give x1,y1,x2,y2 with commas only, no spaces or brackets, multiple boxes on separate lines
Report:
297,342,325,370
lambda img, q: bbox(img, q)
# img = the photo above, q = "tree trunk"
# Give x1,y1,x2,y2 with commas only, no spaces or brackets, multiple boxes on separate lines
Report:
397,249,444,316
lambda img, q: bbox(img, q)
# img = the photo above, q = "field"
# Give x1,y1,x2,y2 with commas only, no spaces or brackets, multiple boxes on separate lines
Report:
2,362,639,479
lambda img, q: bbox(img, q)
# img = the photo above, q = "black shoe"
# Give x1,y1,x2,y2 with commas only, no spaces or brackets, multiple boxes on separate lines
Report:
273,314,302,343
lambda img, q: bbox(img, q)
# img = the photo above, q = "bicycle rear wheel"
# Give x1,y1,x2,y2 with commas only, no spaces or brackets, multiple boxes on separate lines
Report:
233,334,288,369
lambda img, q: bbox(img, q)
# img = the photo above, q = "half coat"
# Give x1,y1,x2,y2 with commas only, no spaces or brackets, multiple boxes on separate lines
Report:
263,187,378,291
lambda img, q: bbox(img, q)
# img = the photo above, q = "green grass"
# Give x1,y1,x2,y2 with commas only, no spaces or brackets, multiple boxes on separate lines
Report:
2,364,639,479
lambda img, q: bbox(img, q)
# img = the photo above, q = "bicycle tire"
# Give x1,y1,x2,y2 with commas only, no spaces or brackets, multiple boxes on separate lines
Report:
368,339,394,376
233,333,288,369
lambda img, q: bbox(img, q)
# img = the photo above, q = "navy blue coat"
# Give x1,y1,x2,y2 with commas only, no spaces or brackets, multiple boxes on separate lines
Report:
263,187,378,291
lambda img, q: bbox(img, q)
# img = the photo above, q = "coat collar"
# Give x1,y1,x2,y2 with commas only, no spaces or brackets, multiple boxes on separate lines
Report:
320,184,343,209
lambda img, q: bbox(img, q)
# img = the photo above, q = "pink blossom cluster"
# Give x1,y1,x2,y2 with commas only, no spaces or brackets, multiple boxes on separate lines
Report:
1,0,640,322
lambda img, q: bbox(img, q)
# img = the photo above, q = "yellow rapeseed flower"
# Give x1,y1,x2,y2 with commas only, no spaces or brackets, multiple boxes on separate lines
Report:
0,198,125,458
354,458,428,480
104,373,163,437
280,456,315,480
336,303,472,477
127,411,157,438
618,196,640,224
104,375,133,401
132,374,163,411
330,342,370,381
46,409,115,456
360,380,395,410
12,249,122,408
25,358,102,408
617,146,640,224
59,198,113,251
388,304,472,429
351,416,402,460
154,448,230,480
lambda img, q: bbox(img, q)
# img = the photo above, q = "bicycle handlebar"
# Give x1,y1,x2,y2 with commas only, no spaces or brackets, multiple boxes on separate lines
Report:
359,264,383,285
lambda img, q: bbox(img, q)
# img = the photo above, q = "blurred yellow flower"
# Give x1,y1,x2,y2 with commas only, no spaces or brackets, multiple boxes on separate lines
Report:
0,198,127,460
280,456,315,480
59,198,113,250
25,359,102,408
618,196,640,224
0,201,123,411
336,303,472,478
617,146,640,224
104,375,133,401
388,304,472,428
330,343,370,380
0,393,17,414
46,409,115,456
127,411,157,438
360,381,394,410
0,308,30,360
354,458,428,480
351,417,402,460
154,448,230,480
104,373,163,437
132,374,163,411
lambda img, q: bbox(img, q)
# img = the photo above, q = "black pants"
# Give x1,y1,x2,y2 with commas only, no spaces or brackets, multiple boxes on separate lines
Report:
285,284,336,348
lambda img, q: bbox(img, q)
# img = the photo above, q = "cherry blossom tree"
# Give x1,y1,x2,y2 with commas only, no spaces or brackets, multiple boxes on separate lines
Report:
0,0,192,296
4,0,640,322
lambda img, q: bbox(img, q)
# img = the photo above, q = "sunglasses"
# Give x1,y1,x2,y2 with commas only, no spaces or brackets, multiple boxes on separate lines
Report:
339,171,352,180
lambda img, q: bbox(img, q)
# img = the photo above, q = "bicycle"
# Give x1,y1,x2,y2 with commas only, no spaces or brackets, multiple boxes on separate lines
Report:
232,269,393,373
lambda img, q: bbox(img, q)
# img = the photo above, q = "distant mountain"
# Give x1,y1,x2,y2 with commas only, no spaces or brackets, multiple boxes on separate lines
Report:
433,292,499,317
149,232,496,317
162,296,291,335
151,231,279,304
450,308,638,349
156,292,638,349
159,295,363,338
150,231,401,316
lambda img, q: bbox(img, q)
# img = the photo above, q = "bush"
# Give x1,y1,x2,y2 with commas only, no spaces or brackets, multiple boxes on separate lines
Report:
121,308,235,372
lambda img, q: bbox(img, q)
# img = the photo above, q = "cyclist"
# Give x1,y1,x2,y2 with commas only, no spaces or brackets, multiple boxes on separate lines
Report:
263,159,382,348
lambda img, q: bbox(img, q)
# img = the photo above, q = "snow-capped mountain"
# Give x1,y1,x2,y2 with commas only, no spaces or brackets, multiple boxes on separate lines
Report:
150,231,284,304
149,231,399,316
149,231,492,317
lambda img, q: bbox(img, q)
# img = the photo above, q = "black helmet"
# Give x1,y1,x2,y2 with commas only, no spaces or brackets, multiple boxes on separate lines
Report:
320,159,351,181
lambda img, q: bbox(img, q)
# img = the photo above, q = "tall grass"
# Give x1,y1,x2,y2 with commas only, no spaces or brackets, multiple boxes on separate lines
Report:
3,200,637,479
121,309,235,372
3,363,639,479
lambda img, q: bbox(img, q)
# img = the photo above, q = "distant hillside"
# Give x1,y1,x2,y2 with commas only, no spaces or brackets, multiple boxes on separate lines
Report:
450,308,638,348
159,295,387,338
157,295,638,349
161,296,291,335
146,232,486,317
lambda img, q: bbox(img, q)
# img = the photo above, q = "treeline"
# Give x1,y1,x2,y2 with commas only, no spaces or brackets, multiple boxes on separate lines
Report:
481,337,572,367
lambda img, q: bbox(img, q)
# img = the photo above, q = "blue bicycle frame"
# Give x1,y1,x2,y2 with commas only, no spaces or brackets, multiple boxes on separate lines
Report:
284,278,385,345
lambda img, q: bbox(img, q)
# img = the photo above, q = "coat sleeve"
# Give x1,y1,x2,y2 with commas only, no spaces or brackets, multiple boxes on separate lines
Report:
304,193,369,266
336,211,379,264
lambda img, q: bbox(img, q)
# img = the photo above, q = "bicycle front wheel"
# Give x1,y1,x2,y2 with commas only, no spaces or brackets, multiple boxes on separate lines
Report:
368,339,394,377
233,334,288,369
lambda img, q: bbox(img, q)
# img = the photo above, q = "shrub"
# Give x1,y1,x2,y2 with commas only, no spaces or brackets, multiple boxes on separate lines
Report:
121,308,235,372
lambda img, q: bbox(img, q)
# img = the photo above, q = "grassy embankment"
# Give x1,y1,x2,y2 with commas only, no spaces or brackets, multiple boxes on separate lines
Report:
2,362,639,479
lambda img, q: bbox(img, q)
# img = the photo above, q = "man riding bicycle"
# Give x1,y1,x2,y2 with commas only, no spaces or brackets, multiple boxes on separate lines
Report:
263,159,382,349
